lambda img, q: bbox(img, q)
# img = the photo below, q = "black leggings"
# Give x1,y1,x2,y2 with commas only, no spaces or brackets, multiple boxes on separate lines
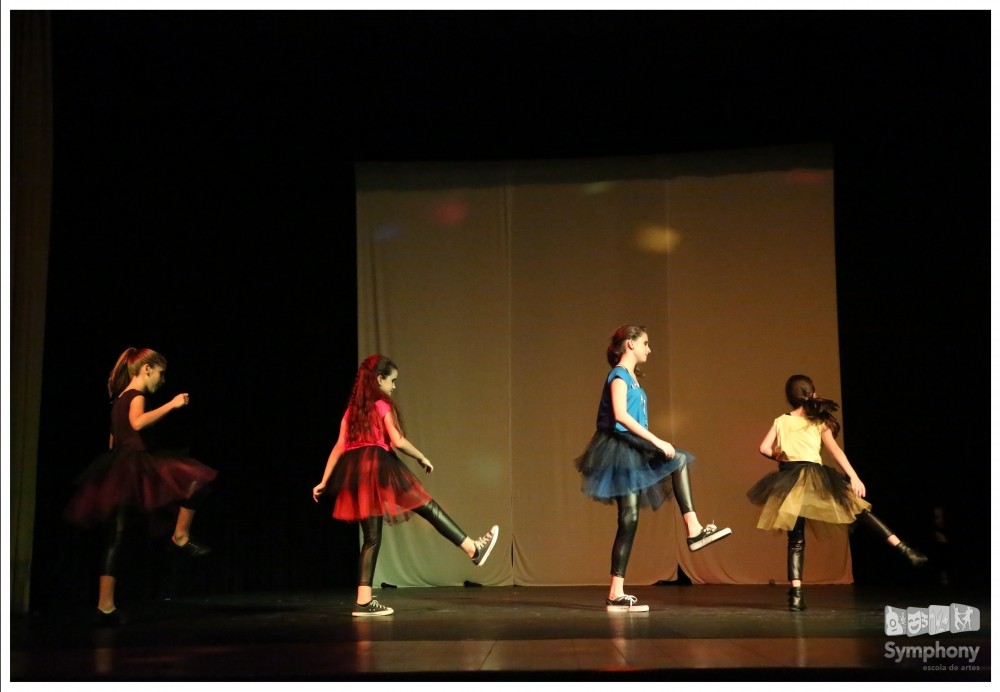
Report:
610,464,697,577
99,485,212,578
787,509,897,582
100,506,130,578
357,500,467,587
787,516,806,581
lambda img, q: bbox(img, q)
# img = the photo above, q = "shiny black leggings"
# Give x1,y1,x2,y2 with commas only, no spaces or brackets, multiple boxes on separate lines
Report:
100,507,130,578
611,464,696,577
357,500,467,586
787,516,806,582
100,485,211,578
787,509,897,581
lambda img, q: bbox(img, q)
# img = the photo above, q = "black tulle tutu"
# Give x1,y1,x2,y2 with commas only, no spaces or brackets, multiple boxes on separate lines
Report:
574,429,693,510
326,445,433,523
746,461,871,531
64,448,218,528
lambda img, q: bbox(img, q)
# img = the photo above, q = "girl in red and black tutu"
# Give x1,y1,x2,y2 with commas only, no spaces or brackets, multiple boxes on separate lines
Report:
748,374,927,611
312,355,499,617
64,347,217,624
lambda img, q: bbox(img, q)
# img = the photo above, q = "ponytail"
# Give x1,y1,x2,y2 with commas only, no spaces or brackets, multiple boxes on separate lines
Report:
803,397,842,438
107,348,136,399
107,347,168,399
785,374,841,438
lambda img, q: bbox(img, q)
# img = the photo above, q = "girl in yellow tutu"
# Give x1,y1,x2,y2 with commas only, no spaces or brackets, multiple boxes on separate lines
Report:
747,374,926,611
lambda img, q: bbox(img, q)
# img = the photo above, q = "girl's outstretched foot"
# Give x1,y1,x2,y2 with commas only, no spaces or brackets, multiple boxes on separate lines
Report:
787,587,806,612
687,523,732,551
897,542,928,568
472,525,499,566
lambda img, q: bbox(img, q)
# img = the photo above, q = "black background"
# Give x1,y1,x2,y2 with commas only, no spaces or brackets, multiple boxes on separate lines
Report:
28,10,988,610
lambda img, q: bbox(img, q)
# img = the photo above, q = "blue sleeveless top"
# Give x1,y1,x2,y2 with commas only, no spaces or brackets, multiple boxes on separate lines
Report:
595,365,648,432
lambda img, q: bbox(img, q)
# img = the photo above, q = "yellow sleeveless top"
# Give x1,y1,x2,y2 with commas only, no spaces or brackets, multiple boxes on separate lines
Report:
774,414,823,463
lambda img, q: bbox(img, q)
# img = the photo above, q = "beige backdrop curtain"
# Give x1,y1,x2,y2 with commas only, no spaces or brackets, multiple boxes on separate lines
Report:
355,145,850,587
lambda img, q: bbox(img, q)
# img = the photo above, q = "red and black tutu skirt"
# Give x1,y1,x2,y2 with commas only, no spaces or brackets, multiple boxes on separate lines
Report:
326,445,432,523
64,448,218,528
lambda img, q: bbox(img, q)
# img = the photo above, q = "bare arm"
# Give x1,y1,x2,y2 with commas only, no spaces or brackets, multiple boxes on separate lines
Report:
128,392,188,431
610,378,675,457
313,414,348,501
822,427,866,497
384,410,433,473
759,423,784,460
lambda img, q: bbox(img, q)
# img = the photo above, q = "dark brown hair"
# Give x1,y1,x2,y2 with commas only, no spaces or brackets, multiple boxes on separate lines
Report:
606,324,647,376
785,374,841,438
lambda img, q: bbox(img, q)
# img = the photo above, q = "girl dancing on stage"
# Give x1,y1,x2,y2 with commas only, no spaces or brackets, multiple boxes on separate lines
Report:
575,325,732,613
312,354,500,617
65,347,217,625
748,374,927,611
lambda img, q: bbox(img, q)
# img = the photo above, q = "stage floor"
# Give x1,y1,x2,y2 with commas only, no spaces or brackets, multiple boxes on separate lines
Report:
9,584,990,682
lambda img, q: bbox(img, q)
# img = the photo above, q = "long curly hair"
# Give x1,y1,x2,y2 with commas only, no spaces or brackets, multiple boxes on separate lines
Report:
107,347,167,399
345,354,403,443
785,374,841,438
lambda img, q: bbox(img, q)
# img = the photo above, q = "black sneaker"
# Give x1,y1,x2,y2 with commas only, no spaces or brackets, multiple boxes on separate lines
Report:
606,594,650,612
471,525,499,567
93,608,127,627
173,537,212,557
687,523,732,551
352,598,393,617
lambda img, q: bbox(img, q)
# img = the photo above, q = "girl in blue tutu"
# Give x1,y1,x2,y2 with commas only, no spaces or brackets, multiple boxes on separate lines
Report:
576,325,731,612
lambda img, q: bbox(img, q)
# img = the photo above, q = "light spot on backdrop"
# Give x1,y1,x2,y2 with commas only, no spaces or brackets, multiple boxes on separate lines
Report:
635,224,682,254
428,197,469,228
582,181,615,195
372,224,401,243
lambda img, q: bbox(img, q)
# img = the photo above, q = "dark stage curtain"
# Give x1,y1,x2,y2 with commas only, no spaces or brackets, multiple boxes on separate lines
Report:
11,10,53,615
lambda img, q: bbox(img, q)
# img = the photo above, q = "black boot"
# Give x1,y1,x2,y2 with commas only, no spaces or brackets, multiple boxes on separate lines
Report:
897,541,928,568
788,586,806,612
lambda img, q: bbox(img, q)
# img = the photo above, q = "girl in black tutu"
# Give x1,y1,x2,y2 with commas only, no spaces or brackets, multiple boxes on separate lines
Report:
312,355,500,617
576,325,732,613
65,347,217,624
748,374,927,611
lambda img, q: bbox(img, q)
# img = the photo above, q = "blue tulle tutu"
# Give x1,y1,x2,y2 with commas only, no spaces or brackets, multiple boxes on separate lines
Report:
574,429,694,510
